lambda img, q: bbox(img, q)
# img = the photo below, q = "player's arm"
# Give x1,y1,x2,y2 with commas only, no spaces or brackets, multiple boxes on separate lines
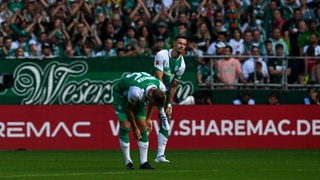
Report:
145,104,155,132
155,70,164,81
165,79,179,117
126,86,143,140
169,79,179,104
125,102,141,140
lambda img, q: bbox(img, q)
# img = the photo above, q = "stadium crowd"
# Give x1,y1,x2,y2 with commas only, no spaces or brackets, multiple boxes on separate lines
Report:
0,0,319,84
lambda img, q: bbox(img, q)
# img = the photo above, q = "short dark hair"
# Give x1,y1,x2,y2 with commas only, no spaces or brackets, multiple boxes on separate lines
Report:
152,89,166,107
175,34,188,41
275,43,284,49
225,45,233,52
269,91,280,99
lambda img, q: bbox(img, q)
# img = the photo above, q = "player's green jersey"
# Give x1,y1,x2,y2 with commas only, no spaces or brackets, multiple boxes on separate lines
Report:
154,49,186,89
113,72,166,105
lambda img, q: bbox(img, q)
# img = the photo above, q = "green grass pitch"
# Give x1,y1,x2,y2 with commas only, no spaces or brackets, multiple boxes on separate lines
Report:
0,150,319,180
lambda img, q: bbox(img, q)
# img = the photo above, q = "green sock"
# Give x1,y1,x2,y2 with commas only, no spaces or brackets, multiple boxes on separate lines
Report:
120,127,130,143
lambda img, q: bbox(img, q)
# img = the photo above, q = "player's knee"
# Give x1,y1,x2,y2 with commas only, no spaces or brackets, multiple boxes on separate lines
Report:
120,127,130,143
140,130,149,142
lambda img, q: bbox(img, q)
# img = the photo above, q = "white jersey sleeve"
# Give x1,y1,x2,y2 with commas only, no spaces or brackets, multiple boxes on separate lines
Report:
127,86,144,105
176,59,186,77
154,50,168,71
159,81,167,92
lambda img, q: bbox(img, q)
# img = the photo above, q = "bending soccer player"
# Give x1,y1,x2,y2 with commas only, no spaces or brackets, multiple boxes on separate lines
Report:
113,72,166,169
153,35,187,163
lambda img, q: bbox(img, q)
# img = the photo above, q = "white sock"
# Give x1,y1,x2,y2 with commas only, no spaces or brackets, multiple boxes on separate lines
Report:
119,139,132,165
158,107,166,117
138,141,149,165
157,133,168,157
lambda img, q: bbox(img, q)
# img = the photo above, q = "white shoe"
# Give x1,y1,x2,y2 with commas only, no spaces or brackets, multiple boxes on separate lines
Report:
160,116,170,131
155,155,170,163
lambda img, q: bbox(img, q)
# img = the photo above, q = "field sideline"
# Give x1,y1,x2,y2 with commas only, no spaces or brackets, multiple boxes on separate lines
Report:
0,150,319,180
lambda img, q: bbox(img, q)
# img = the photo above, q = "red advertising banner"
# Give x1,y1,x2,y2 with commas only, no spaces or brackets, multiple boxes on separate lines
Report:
0,105,319,150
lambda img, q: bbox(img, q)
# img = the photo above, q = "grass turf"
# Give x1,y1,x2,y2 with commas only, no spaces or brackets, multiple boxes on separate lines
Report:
0,150,319,180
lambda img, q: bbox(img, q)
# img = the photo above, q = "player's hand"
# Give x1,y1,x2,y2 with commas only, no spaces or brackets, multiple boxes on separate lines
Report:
133,128,142,140
146,119,153,132
166,104,172,118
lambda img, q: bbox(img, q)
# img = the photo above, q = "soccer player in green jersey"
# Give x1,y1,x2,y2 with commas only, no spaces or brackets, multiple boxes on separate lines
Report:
153,35,187,163
113,72,166,169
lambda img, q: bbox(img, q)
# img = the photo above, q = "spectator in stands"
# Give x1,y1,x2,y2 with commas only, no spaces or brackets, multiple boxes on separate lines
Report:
96,38,117,57
151,6,174,27
41,42,54,58
178,89,214,105
310,59,320,84
217,45,246,89
302,33,320,56
197,58,218,85
300,34,320,78
252,29,267,55
186,37,204,57
210,20,226,43
264,40,275,60
279,0,299,21
128,0,151,23
242,46,269,81
229,28,244,55
315,7,320,29
28,39,41,57
241,30,254,57
268,44,292,84
11,30,29,53
111,13,127,41
296,73,308,86
82,41,96,57
263,0,278,36
269,27,289,56
223,0,241,30
137,25,154,49
123,26,138,49
14,47,28,58
207,32,228,55
304,86,320,105
283,8,302,56
299,0,315,23
171,11,191,38
192,22,212,53
170,22,189,46
100,22,117,47
135,36,151,56
266,91,280,105
63,41,75,57
36,31,49,56
0,36,15,57
233,90,255,105
272,9,286,32
298,19,320,54
248,61,269,84
153,21,170,49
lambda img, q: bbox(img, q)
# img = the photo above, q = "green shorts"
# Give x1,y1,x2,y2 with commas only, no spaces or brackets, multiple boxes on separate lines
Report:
113,84,146,122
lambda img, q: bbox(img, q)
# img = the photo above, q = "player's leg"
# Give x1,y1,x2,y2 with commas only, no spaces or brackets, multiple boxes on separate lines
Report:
119,120,134,169
135,103,154,169
113,91,134,169
155,104,171,163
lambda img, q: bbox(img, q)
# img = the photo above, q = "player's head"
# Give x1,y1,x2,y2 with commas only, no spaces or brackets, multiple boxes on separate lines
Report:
174,34,188,54
149,88,166,108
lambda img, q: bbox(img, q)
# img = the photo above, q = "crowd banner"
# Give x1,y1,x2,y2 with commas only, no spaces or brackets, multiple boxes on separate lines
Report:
0,57,198,104
0,105,319,150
